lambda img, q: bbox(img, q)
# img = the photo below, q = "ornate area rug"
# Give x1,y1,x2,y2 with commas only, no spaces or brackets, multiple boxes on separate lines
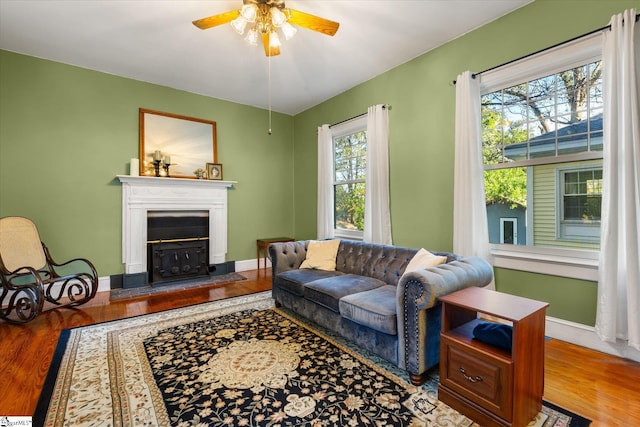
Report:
35,291,590,426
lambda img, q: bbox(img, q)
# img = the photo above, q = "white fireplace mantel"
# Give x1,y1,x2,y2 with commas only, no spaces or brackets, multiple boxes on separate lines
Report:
117,175,236,275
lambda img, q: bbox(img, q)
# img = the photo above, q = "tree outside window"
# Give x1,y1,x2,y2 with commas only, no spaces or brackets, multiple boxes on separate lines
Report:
333,129,367,232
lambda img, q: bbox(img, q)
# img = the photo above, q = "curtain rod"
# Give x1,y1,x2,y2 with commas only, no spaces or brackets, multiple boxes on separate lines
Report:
329,104,391,128
452,13,639,85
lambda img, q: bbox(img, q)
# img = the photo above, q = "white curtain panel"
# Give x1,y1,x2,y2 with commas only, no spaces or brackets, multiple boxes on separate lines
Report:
317,124,334,240
596,8,640,351
364,105,393,245
453,72,493,269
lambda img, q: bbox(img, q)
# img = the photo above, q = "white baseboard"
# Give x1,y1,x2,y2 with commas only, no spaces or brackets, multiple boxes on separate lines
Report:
98,276,111,293
40,276,113,294
234,258,270,272
546,315,640,363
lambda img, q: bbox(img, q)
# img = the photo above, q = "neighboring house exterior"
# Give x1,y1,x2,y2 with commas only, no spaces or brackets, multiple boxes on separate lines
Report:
487,202,527,245
492,114,603,250
530,159,601,250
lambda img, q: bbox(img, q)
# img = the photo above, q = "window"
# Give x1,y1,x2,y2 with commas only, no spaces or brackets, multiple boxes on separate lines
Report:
557,166,602,243
479,33,603,279
561,168,602,221
482,59,603,252
332,116,367,238
483,60,603,166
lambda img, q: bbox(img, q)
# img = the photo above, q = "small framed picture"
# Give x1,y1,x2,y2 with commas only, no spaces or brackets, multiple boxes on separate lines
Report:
206,163,223,180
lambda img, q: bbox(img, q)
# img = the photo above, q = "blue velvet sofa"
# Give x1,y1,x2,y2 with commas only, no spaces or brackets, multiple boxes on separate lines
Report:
268,239,494,385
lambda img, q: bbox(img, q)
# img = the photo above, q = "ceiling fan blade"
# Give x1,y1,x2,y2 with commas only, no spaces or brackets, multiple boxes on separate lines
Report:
287,9,339,36
192,10,239,30
261,33,281,57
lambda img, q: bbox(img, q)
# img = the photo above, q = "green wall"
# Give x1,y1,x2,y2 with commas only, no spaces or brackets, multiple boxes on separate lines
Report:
292,0,639,326
0,50,295,275
495,268,597,325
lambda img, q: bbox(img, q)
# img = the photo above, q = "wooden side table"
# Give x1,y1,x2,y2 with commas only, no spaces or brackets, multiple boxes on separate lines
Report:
256,237,294,270
438,287,549,427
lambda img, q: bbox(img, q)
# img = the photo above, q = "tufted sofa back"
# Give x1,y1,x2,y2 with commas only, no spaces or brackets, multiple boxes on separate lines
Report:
269,239,460,287
335,240,417,286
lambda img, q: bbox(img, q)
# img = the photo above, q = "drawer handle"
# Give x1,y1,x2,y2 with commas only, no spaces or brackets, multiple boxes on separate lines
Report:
459,367,483,383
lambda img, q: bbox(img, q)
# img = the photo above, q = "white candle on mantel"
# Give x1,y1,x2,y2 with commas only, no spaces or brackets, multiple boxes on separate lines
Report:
130,158,139,176
153,150,162,161
164,155,171,165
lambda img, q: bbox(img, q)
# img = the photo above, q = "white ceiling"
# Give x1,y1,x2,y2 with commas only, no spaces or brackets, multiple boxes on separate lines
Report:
0,0,531,115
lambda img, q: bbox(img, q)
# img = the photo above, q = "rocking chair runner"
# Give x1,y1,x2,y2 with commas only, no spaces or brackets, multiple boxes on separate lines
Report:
0,216,98,323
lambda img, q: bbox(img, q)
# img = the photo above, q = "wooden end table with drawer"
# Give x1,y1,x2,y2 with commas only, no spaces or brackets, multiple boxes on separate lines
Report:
437,287,549,427
256,237,294,270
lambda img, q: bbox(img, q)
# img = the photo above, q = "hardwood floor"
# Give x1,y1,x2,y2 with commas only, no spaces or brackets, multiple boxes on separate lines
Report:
1,268,638,426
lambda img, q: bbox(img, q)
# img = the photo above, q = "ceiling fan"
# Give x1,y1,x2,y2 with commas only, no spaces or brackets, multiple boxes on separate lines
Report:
193,0,340,57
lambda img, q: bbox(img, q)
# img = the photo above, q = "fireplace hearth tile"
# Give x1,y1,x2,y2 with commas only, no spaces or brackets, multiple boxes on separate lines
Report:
109,272,247,301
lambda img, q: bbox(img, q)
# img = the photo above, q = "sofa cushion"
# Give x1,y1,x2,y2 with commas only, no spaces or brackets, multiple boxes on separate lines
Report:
303,274,386,312
339,285,398,335
300,239,341,271
404,248,447,273
276,269,345,296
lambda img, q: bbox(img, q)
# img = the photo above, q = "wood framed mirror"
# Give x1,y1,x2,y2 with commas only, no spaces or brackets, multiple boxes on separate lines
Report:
139,108,218,179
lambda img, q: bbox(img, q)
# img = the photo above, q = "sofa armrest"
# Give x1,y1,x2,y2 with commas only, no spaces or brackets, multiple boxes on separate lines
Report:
268,241,309,275
398,256,494,310
396,257,494,375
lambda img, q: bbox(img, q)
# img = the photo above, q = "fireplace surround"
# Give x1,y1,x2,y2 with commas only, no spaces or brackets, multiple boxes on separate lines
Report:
117,176,235,283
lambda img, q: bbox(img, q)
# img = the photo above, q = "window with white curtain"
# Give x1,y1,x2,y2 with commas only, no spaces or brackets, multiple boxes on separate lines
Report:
479,33,603,280
331,116,367,239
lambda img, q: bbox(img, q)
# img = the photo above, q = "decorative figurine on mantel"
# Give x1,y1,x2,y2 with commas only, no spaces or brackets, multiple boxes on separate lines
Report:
194,168,206,179
152,150,171,177
152,150,162,177
163,155,171,177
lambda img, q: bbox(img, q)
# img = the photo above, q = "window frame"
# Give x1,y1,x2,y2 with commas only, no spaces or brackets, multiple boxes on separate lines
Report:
556,165,602,243
330,115,367,240
479,32,602,280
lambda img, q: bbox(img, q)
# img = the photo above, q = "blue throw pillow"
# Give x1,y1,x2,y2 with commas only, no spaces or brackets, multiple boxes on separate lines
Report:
472,321,513,351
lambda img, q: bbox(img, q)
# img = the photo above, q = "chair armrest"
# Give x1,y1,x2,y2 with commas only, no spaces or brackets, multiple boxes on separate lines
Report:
268,241,309,275
42,244,98,279
40,244,99,304
396,257,494,375
47,257,98,282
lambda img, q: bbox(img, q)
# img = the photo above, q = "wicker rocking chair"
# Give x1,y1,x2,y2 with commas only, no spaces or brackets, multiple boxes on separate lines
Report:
0,216,98,323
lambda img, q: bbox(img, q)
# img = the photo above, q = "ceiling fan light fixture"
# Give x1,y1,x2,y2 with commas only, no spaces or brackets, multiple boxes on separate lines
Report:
245,28,259,46
230,16,247,34
240,4,258,22
193,1,339,57
270,7,287,27
281,22,297,40
269,31,281,48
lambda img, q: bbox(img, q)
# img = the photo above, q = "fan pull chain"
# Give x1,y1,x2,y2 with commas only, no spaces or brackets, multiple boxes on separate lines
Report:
268,54,272,135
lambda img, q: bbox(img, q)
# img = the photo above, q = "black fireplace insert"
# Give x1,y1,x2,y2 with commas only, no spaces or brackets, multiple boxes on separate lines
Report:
147,211,210,285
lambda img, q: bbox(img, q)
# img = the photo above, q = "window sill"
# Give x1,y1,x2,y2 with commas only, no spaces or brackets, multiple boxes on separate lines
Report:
334,229,363,241
491,245,599,281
